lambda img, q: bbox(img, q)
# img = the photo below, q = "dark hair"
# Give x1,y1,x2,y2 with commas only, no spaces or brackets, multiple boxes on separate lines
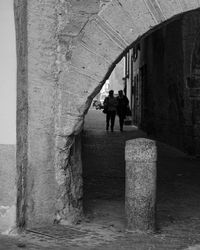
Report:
109,90,114,95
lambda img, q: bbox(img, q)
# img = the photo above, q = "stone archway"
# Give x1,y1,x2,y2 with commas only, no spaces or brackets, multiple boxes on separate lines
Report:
14,0,200,229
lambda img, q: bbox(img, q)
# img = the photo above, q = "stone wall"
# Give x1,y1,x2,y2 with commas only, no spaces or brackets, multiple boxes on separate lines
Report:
14,0,200,228
141,17,184,149
140,10,200,155
15,0,102,228
25,0,58,228
0,145,16,233
182,10,200,155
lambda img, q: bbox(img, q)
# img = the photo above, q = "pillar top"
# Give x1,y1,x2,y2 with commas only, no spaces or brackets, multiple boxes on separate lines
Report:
125,138,157,162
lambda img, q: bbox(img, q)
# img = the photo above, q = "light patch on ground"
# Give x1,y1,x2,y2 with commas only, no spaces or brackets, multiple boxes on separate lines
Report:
0,205,16,234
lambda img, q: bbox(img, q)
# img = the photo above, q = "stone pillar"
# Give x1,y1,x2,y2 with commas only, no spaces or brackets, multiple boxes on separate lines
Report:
125,138,157,232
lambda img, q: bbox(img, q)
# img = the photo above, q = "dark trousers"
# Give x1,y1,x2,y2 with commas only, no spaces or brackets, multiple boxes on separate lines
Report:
119,115,125,131
106,111,116,131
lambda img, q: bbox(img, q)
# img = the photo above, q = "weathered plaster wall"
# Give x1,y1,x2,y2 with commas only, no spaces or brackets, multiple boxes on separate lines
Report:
53,0,101,225
15,0,102,228
0,145,16,233
14,0,200,228
25,0,59,227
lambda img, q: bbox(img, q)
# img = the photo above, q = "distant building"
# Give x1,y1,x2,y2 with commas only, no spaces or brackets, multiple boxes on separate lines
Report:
100,58,125,102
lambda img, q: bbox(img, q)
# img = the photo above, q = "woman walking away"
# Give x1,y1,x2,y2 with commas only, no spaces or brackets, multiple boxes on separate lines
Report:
103,90,118,132
116,90,129,132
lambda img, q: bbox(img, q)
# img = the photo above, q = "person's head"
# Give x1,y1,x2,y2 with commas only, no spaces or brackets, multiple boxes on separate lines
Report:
118,90,123,97
109,90,114,97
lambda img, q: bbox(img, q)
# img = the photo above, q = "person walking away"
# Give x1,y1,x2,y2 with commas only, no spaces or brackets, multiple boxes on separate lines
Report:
103,90,117,132
116,90,129,132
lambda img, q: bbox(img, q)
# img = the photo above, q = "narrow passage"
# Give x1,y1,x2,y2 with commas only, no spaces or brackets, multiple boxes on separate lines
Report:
82,108,200,238
82,109,145,228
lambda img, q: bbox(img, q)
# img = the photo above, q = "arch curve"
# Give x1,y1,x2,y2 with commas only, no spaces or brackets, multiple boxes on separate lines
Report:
58,0,200,134
55,0,200,225
15,0,200,227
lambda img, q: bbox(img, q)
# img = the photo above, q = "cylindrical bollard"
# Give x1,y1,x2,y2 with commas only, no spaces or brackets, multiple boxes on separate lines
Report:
125,138,157,232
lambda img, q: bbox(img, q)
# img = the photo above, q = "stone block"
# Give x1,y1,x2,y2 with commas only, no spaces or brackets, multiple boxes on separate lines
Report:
100,0,110,9
125,138,157,232
143,0,165,23
118,0,157,34
59,91,86,116
60,14,89,37
59,67,100,97
71,43,110,81
99,0,140,44
56,112,84,137
180,0,199,11
156,0,182,20
81,18,124,62
125,138,157,163
70,0,99,14
25,0,60,228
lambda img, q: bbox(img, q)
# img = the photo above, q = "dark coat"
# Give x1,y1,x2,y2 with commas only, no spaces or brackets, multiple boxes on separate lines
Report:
103,96,118,112
116,95,129,118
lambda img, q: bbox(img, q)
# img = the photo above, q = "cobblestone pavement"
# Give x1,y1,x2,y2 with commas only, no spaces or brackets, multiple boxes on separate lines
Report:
1,220,200,250
1,109,200,249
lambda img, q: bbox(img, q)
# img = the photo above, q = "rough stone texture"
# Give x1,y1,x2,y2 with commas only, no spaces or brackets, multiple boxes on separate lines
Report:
125,138,157,163
125,139,157,232
14,0,28,230
25,0,59,228
54,0,102,226
14,0,200,229
155,0,181,20
81,18,125,63
0,145,16,233
15,0,102,228
118,0,157,34
99,1,139,44
143,0,166,23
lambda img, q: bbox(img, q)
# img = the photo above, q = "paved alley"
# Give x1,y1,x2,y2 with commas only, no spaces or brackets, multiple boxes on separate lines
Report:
82,109,200,249
1,108,200,250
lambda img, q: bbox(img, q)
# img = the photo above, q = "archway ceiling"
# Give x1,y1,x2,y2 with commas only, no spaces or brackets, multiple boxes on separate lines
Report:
72,0,200,82
57,0,200,135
